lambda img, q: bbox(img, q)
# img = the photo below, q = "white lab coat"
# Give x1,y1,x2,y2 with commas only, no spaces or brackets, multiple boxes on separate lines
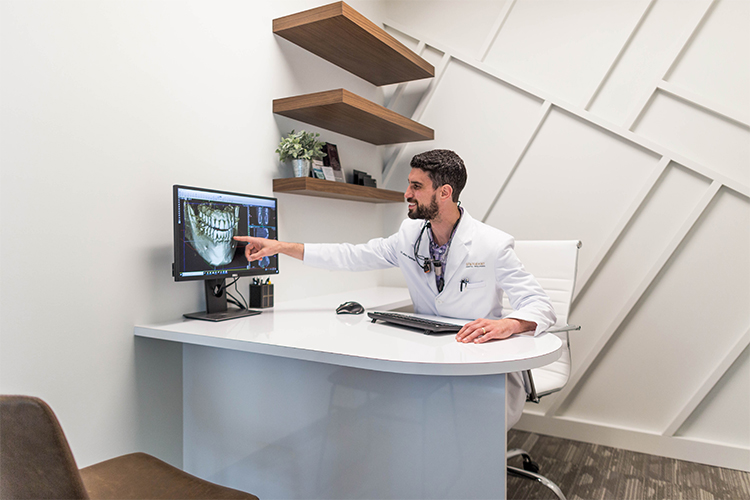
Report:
304,210,556,428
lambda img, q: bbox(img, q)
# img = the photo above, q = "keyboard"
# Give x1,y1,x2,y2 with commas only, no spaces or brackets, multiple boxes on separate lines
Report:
368,311,464,335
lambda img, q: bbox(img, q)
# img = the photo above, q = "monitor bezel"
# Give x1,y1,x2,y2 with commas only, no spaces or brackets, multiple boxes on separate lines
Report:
172,184,279,282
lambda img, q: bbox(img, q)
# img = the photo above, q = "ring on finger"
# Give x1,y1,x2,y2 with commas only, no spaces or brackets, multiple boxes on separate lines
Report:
481,327,486,334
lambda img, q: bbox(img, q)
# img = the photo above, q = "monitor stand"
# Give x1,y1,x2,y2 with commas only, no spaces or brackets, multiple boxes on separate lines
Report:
184,278,261,322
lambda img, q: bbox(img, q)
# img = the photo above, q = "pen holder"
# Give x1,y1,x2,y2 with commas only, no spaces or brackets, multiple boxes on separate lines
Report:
249,284,274,308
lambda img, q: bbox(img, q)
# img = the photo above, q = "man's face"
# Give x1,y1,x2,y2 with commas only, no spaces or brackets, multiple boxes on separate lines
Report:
405,168,439,220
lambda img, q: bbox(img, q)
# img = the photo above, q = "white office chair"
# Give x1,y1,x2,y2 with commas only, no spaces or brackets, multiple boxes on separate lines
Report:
503,240,581,500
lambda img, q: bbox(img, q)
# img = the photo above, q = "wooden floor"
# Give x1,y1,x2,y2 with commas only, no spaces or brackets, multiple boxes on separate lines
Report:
506,430,750,500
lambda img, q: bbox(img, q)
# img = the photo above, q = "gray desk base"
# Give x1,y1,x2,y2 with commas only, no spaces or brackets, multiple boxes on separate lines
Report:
183,345,507,499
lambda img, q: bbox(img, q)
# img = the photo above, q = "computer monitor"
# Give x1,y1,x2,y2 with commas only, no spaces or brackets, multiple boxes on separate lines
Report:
173,185,278,321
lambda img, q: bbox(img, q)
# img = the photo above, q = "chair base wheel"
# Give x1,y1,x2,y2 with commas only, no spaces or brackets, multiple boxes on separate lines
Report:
522,455,540,473
507,465,567,500
507,448,566,500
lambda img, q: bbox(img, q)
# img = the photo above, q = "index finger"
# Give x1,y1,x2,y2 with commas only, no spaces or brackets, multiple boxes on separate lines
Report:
457,319,481,339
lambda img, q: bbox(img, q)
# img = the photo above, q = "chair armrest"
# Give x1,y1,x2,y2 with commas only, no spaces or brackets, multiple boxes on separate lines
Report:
546,324,581,334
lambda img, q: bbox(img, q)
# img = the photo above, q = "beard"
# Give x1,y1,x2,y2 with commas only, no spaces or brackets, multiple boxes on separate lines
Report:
407,192,439,220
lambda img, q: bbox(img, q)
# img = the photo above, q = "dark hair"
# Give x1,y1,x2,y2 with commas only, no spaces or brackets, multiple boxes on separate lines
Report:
410,149,467,202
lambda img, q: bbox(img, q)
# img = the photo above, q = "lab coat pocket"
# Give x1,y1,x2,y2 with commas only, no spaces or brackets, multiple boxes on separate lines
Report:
467,281,485,289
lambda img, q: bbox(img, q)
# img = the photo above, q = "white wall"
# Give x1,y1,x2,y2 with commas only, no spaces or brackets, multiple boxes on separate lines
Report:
0,0,392,468
2,0,747,476
381,0,749,471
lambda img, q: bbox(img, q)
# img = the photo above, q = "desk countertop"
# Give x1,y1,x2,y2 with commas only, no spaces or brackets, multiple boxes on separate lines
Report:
134,287,561,376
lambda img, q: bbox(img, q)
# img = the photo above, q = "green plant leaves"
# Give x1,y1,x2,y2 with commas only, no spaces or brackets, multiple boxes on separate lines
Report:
276,130,327,162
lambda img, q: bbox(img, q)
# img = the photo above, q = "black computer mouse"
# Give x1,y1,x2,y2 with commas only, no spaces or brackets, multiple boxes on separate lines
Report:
336,301,365,315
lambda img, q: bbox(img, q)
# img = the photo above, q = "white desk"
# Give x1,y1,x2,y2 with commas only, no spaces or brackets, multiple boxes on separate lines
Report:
135,287,561,499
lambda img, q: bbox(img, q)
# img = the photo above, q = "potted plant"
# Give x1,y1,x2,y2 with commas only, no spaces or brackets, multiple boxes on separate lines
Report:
276,130,326,177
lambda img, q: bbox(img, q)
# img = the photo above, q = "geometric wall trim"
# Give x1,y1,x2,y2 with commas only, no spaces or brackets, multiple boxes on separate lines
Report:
381,0,749,470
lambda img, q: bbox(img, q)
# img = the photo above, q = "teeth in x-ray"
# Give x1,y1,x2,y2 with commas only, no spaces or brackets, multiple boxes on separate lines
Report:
256,207,270,226
185,203,240,266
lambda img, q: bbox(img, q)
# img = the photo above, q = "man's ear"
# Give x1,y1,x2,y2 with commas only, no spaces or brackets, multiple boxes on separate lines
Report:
440,184,454,202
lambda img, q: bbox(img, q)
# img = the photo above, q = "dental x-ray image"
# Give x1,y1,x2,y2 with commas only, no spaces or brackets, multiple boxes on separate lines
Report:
173,185,279,282
184,202,241,267
256,206,269,226
249,205,276,229
258,256,271,268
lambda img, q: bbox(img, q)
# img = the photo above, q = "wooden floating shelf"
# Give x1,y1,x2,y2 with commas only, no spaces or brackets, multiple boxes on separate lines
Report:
273,89,434,145
273,1,434,86
273,177,404,203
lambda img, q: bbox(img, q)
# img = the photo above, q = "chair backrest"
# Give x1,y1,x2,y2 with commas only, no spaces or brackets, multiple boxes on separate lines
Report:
502,240,581,398
0,395,89,499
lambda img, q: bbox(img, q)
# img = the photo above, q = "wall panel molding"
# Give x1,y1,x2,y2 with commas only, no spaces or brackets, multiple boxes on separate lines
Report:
382,2,749,469
572,156,671,304
515,413,750,472
547,181,722,415
383,18,750,199
477,0,517,62
663,327,750,436
480,101,551,223
382,50,451,186
624,0,717,129
656,79,750,129
582,0,656,110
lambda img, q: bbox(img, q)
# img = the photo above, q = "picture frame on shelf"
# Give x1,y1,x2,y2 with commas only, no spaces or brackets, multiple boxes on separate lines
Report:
323,143,345,183
321,166,336,181
311,159,325,179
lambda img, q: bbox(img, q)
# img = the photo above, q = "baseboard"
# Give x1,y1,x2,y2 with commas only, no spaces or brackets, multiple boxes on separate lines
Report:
516,412,750,472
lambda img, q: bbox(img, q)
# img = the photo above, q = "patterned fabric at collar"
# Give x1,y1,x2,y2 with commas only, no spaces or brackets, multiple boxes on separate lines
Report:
428,207,463,292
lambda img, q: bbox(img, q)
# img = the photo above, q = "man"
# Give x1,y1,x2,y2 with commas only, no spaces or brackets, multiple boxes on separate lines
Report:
235,149,556,428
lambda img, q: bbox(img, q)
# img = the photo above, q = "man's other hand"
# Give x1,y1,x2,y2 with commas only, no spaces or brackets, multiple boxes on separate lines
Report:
456,318,536,344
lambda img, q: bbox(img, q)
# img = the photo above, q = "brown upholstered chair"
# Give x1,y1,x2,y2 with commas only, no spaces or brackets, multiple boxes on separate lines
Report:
0,395,259,500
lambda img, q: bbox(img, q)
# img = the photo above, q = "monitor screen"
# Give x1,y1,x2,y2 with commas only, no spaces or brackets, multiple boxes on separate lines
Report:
173,185,278,282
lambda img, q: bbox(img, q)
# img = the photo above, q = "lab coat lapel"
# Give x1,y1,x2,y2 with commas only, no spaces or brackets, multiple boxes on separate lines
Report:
442,211,474,289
